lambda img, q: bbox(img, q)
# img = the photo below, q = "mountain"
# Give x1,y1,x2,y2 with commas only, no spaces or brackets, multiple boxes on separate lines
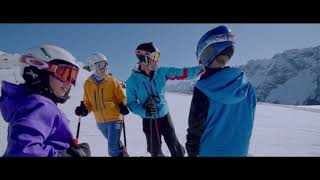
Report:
165,45,320,105
0,51,21,69
240,45,320,105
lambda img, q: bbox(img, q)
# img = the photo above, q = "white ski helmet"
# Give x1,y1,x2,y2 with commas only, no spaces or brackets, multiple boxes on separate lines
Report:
20,44,79,103
20,44,79,76
87,52,109,72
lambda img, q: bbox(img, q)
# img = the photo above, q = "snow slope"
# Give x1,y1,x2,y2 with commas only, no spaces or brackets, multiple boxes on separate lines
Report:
1,52,320,156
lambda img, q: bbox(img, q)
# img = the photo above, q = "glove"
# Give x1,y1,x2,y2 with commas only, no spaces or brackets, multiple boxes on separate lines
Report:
61,142,91,157
119,102,129,115
146,106,157,117
75,101,88,117
144,95,159,117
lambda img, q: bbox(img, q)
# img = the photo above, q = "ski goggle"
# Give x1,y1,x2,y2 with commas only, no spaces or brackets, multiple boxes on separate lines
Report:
20,55,79,85
135,50,160,62
94,60,108,70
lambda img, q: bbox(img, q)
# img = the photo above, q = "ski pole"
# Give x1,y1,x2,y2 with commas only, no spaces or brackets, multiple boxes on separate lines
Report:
122,115,127,149
73,115,81,145
76,115,81,139
122,115,130,157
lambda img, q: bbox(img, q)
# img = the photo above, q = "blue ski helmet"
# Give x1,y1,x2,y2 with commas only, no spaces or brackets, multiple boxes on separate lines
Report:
196,25,236,67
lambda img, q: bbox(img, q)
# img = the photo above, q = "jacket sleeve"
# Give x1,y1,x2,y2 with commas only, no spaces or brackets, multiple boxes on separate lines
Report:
83,81,92,113
161,65,205,81
7,102,66,157
186,87,209,157
126,77,146,117
114,79,127,106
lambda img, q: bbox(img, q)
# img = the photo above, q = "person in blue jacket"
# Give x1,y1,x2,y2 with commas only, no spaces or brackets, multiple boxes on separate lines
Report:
186,26,257,157
126,42,205,157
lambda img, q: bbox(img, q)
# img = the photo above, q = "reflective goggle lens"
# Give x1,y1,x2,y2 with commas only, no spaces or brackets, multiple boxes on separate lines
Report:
135,50,160,62
94,61,108,69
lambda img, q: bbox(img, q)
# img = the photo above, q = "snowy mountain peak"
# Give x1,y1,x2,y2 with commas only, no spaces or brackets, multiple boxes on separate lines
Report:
239,45,320,105
167,45,320,105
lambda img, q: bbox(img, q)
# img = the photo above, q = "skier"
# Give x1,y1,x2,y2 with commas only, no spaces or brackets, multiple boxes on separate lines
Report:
186,25,257,157
0,44,91,157
126,42,205,157
75,53,129,157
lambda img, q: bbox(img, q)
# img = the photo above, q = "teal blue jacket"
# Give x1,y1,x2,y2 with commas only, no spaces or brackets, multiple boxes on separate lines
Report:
126,65,205,119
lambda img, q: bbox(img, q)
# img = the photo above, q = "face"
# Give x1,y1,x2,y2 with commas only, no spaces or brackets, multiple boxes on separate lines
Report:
49,75,72,97
140,58,158,75
140,63,150,73
147,58,158,71
95,67,107,77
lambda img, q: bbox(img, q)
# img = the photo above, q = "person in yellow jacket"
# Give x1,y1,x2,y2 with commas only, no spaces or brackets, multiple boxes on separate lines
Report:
75,53,129,157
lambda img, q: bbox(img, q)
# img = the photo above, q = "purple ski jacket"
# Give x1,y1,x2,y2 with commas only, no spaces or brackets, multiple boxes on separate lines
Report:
0,81,74,157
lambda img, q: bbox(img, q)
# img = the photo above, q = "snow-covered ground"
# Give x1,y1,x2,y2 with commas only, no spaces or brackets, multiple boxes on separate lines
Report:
1,61,320,156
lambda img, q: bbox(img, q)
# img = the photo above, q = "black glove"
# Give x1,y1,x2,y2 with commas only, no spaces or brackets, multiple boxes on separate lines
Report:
144,95,159,117
119,102,129,115
75,101,88,117
61,142,91,157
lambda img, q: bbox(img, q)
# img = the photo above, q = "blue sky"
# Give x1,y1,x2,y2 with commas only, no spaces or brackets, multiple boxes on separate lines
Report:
1,23,320,81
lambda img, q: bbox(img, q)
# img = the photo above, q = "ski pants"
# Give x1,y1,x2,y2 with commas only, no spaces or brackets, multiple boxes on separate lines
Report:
97,120,124,157
142,113,185,157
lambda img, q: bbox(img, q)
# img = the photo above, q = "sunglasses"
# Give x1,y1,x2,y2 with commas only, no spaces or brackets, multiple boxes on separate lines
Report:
94,61,108,70
20,55,79,85
135,50,160,62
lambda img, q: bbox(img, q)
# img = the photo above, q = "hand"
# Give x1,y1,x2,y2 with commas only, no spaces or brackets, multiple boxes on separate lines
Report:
61,142,91,157
119,102,129,115
75,101,88,117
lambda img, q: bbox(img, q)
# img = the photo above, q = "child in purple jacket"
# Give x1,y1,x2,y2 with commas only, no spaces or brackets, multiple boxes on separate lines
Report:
0,44,90,157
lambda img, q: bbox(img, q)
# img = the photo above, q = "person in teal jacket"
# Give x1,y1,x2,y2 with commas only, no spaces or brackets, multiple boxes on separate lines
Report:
186,25,256,157
126,42,205,157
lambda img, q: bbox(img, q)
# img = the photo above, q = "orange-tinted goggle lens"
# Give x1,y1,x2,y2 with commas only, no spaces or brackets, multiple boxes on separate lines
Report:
54,65,79,85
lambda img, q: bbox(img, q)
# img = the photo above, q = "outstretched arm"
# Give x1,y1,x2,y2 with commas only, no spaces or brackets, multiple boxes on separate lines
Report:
162,65,205,81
